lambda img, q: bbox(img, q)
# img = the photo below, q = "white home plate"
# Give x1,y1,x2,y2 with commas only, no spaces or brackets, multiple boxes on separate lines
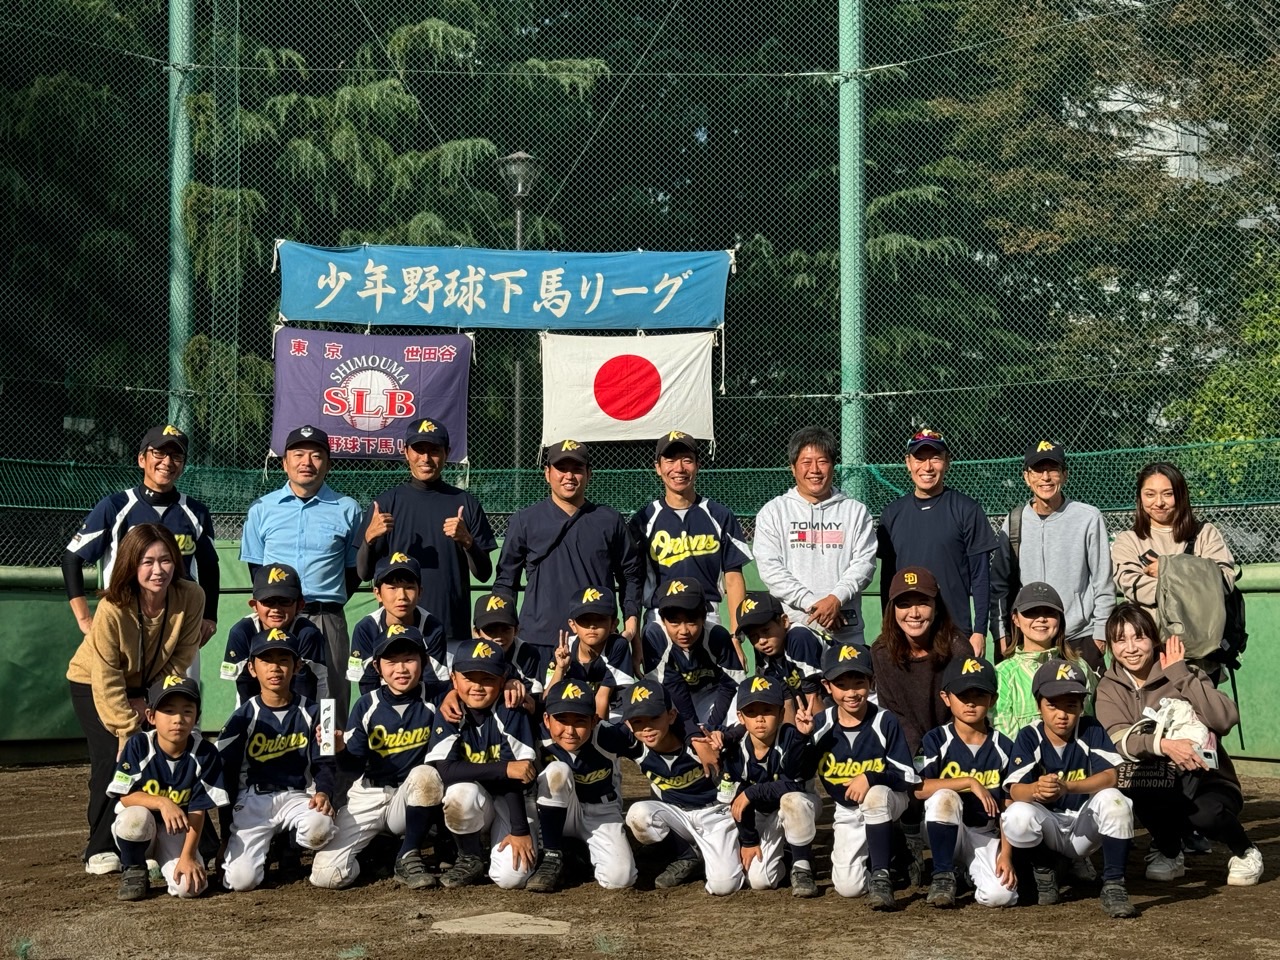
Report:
431,912,570,935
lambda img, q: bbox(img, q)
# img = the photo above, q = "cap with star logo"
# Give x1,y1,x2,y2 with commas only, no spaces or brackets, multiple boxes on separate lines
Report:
543,679,597,717
1023,438,1066,470
620,678,669,720
474,591,519,629
543,438,591,468
736,592,785,631
568,584,616,621
821,641,874,680
148,674,202,709
405,417,450,448
374,552,421,587
1032,658,1088,700
249,626,302,660
252,563,303,602
736,675,786,709
656,577,706,614
371,623,427,661
941,655,998,696
654,430,699,460
451,639,508,677
138,424,189,457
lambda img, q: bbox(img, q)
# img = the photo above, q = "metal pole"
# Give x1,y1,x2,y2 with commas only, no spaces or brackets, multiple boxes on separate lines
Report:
838,0,866,502
167,0,193,430
514,197,525,251
512,360,522,504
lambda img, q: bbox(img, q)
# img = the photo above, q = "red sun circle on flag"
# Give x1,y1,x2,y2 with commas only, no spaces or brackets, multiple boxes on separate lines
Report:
593,355,662,421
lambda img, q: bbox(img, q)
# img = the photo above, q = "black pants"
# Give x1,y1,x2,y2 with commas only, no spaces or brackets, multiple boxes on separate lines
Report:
69,681,123,861
1130,778,1250,858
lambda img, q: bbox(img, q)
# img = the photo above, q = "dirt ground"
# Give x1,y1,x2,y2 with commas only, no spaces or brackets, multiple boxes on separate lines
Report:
1,764,1277,960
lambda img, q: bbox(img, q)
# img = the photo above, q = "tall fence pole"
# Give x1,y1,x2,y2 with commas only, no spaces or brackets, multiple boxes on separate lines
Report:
167,0,193,430
838,0,867,502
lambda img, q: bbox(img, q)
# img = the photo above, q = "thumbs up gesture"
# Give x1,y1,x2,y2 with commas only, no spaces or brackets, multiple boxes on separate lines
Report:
364,501,394,543
443,504,473,549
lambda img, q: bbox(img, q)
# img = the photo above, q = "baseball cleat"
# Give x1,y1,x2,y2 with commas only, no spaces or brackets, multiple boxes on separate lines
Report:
926,870,957,908
117,865,149,902
394,851,437,890
790,865,818,899
654,857,702,888
439,854,487,889
867,868,897,911
1099,880,1136,918
1033,865,1060,905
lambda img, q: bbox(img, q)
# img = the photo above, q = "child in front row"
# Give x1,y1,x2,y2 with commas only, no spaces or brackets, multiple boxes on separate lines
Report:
1002,659,1137,918
348,553,449,695
548,584,636,720
915,656,1017,909
718,675,821,897
108,677,229,901
799,641,919,910
735,591,825,719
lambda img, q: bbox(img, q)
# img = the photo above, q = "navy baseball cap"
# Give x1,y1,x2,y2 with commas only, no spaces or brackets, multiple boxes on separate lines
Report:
1023,439,1066,469
148,674,201,709
372,623,426,660
139,424,189,456
452,639,507,676
821,641,874,680
252,563,303,602
1014,581,1064,615
906,428,948,455
568,585,616,621
285,424,329,452
655,430,699,459
941,655,998,696
620,678,669,720
656,577,706,614
544,679,597,717
1032,658,1088,700
249,626,302,660
374,552,421,587
474,592,518,629
544,439,591,467
405,417,450,448
737,675,786,709
736,592,784,631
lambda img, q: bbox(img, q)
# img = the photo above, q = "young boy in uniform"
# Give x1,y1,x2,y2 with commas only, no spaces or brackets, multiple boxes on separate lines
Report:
1002,659,1137,918
718,675,821,897
348,553,448,695
216,628,337,891
524,678,638,893
109,676,228,901
422,640,541,890
622,678,743,895
641,577,743,734
220,563,327,704
915,656,1017,908
548,585,636,720
308,630,450,891
473,590,544,702
800,641,919,909
735,591,825,718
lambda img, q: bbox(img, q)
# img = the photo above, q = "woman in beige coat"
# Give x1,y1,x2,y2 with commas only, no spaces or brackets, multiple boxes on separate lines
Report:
66,522,204,875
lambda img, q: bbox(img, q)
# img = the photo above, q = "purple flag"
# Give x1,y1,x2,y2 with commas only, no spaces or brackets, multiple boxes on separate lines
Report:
271,329,472,460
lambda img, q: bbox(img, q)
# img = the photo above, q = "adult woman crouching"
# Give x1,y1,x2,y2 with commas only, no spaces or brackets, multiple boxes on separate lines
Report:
1095,603,1262,887
66,523,205,875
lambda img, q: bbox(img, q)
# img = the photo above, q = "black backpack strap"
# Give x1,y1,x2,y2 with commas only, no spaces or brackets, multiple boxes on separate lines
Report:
1008,506,1023,559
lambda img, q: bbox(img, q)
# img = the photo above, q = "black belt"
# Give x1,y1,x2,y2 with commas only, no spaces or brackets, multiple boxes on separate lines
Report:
251,783,290,795
365,775,401,789
302,601,344,615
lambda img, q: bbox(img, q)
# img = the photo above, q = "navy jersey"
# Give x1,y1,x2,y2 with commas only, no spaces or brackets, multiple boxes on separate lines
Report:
718,723,813,803
219,614,328,704
628,736,720,811
555,634,636,693
753,626,824,697
810,703,921,806
540,721,635,804
348,607,449,694
108,730,229,812
216,694,336,803
629,496,752,606
1004,717,1122,814
504,636,546,696
642,621,742,732
425,701,538,767
343,684,441,788
917,723,1015,828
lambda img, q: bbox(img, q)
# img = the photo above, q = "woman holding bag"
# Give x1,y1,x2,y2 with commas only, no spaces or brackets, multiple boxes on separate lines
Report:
1094,603,1262,887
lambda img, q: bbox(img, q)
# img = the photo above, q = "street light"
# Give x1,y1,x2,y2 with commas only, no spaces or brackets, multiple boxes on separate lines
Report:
497,150,540,250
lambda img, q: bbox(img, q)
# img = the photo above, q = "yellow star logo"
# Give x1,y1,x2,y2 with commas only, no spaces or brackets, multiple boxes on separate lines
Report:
581,587,602,603
472,642,494,658
739,598,757,615
563,683,584,700
961,658,983,674
1056,663,1077,681
486,595,507,611
750,677,772,692
162,425,183,437
418,420,437,433
390,552,410,563
630,685,652,704
1037,440,1055,452
665,580,688,596
667,431,688,441
561,439,581,451
838,645,860,662
267,566,289,583
267,628,289,642
386,624,407,636
162,675,184,688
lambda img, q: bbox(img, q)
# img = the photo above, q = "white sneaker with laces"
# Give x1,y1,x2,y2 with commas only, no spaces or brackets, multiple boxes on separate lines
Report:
1227,847,1263,886
1144,850,1185,881
85,852,121,875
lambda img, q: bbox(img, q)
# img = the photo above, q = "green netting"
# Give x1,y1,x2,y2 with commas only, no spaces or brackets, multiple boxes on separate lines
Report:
3,1,1279,567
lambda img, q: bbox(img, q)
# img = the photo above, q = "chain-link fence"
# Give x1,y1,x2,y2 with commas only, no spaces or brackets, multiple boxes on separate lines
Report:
3,0,1278,567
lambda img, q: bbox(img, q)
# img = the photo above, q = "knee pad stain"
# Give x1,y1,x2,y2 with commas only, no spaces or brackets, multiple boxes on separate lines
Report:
937,790,963,822
407,767,443,807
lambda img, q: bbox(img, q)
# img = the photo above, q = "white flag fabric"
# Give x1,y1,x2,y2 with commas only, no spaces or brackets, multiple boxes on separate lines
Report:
539,331,715,446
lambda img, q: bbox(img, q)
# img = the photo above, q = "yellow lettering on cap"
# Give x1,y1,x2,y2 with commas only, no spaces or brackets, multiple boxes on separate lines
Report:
386,624,407,636
961,658,983,674
1037,440,1055,452
739,598,757,614
561,439,581,451
418,420,437,433
667,431,687,441
563,683,584,700
162,675,184,688
267,628,289,642
838,645,860,661
665,580,688,596
630,685,652,704
581,587,602,603
267,566,289,584
162,425,183,437
390,552,410,563
903,572,918,586
1056,663,1076,681
750,677,771,692
471,642,494,658
486,595,506,611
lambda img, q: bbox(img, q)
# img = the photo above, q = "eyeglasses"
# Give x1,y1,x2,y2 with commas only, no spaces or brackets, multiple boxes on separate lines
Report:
1026,466,1062,477
147,448,186,465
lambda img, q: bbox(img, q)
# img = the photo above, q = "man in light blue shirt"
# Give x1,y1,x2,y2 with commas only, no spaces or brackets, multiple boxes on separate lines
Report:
241,425,362,714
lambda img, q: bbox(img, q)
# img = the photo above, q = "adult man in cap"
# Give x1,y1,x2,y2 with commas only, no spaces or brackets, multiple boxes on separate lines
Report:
241,425,362,714
989,439,1112,669
876,428,996,656
494,439,643,675
630,430,751,631
357,416,497,654
63,424,220,651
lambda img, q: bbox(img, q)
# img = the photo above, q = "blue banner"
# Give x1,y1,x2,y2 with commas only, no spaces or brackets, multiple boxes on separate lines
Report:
276,240,732,330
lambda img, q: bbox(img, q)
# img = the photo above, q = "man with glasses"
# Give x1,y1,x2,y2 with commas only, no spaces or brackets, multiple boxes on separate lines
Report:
876,429,995,656
63,423,221,651
989,440,1112,670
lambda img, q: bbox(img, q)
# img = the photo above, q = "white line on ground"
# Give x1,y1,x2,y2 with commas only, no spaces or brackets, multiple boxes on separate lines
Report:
0,828,81,841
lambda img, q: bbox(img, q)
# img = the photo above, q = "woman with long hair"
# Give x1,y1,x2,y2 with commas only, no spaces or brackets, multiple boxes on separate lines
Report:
66,523,205,875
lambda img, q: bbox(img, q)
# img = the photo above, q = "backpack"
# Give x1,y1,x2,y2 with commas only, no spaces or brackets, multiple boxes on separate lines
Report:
998,506,1024,642
1154,552,1227,661
1181,538,1248,671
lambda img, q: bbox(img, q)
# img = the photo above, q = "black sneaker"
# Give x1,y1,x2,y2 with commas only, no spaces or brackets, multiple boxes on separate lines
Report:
526,849,565,893
790,865,818,898
655,857,702,888
1034,865,1060,906
439,854,487,889
393,851,437,890
903,825,928,887
926,870,957,908
867,868,897,911
117,865,148,902
1100,880,1137,918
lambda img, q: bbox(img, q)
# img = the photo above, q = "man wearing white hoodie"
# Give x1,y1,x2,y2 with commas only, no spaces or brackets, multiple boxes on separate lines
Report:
753,426,877,644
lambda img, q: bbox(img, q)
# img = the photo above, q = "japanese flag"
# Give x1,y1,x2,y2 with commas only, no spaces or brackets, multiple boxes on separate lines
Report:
539,331,715,446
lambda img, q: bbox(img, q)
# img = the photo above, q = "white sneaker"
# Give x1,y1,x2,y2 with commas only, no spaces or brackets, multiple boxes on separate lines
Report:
85,852,121,875
146,858,163,883
1227,847,1263,886
1144,850,1185,882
